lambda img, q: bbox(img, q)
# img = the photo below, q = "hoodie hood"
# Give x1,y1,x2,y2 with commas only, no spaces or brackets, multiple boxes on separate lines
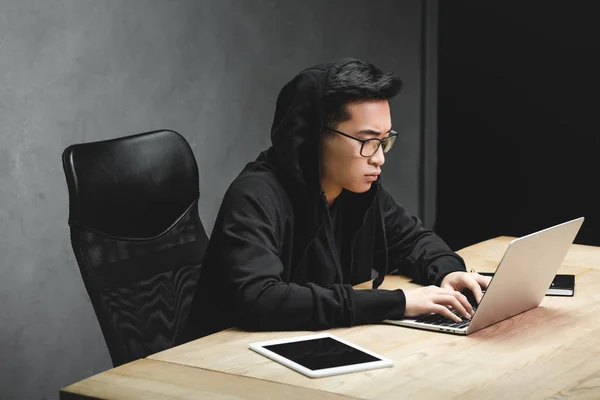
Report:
265,58,370,196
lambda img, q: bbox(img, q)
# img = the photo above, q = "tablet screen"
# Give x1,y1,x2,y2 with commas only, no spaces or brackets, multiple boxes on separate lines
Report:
263,336,381,371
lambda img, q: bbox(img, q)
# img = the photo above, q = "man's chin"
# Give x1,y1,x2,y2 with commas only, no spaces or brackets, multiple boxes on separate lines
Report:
345,182,373,194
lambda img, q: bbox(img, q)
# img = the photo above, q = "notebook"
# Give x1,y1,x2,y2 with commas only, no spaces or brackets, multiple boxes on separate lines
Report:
384,217,584,335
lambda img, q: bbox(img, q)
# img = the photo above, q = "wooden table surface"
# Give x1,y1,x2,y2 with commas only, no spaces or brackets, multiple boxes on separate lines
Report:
148,237,600,399
60,358,357,400
62,236,600,399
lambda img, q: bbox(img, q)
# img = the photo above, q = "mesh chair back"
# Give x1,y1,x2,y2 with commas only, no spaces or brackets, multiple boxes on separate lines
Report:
62,129,207,366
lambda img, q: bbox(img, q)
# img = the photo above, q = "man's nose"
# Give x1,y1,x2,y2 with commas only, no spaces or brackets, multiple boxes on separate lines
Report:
369,145,385,167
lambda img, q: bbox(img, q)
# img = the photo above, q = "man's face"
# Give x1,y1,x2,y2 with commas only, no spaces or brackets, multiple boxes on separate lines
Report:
321,100,392,196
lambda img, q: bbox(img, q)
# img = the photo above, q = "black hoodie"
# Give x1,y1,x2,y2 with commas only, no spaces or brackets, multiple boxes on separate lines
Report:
187,59,466,339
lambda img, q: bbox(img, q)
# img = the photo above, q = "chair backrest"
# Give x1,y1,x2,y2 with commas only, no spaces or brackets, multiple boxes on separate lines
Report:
62,129,208,366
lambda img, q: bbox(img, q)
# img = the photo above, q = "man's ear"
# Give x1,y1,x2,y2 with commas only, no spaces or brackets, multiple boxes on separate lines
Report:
321,128,335,142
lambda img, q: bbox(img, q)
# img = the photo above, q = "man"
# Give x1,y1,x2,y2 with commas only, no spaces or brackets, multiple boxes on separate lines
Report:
187,58,490,339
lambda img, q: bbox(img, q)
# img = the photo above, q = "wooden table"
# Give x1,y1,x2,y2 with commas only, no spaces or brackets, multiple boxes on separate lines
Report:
60,358,353,399
62,237,600,399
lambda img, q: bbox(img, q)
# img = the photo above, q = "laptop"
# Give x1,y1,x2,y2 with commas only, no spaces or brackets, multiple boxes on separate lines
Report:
384,217,584,335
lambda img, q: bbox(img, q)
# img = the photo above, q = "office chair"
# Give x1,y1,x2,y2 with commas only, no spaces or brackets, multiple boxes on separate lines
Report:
62,129,208,367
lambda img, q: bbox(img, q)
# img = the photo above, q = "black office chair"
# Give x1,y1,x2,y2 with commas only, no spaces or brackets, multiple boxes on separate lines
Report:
62,129,208,367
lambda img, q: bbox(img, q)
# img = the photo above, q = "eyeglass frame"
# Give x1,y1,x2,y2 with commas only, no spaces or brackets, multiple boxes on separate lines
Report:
326,127,398,157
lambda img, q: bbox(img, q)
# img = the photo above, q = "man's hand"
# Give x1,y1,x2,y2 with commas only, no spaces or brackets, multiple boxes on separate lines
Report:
403,271,491,323
440,271,492,304
404,286,473,323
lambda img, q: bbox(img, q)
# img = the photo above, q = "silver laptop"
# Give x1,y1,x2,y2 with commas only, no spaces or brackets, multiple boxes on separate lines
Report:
384,217,584,335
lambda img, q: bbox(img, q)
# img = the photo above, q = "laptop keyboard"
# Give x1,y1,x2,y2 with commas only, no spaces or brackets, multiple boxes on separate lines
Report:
414,306,476,329
414,292,480,329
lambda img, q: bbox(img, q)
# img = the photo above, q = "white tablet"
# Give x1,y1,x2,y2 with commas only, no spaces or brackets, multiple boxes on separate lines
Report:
249,333,393,378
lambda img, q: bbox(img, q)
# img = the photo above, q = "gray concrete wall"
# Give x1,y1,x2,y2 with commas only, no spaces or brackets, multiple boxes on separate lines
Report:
0,1,428,398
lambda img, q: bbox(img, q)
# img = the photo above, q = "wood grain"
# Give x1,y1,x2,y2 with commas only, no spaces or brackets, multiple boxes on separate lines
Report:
60,358,358,400
147,237,600,399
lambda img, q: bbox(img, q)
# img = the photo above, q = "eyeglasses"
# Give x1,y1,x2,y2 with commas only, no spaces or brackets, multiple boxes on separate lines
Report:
327,128,398,157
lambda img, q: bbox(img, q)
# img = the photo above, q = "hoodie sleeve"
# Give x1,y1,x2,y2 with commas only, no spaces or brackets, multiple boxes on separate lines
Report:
218,176,406,331
379,186,466,286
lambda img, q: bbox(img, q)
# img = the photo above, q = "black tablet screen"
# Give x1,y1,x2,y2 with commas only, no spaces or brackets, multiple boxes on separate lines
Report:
263,337,380,371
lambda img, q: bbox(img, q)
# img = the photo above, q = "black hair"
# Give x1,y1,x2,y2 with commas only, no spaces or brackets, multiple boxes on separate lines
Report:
323,60,402,131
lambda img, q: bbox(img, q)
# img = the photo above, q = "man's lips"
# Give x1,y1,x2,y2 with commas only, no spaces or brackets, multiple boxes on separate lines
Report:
365,173,380,181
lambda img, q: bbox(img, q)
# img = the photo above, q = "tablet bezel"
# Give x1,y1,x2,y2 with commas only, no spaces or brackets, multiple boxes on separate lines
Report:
249,332,393,378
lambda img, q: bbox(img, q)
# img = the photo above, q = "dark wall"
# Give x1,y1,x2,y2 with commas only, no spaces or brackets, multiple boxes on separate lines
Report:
0,1,430,398
435,2,600,250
